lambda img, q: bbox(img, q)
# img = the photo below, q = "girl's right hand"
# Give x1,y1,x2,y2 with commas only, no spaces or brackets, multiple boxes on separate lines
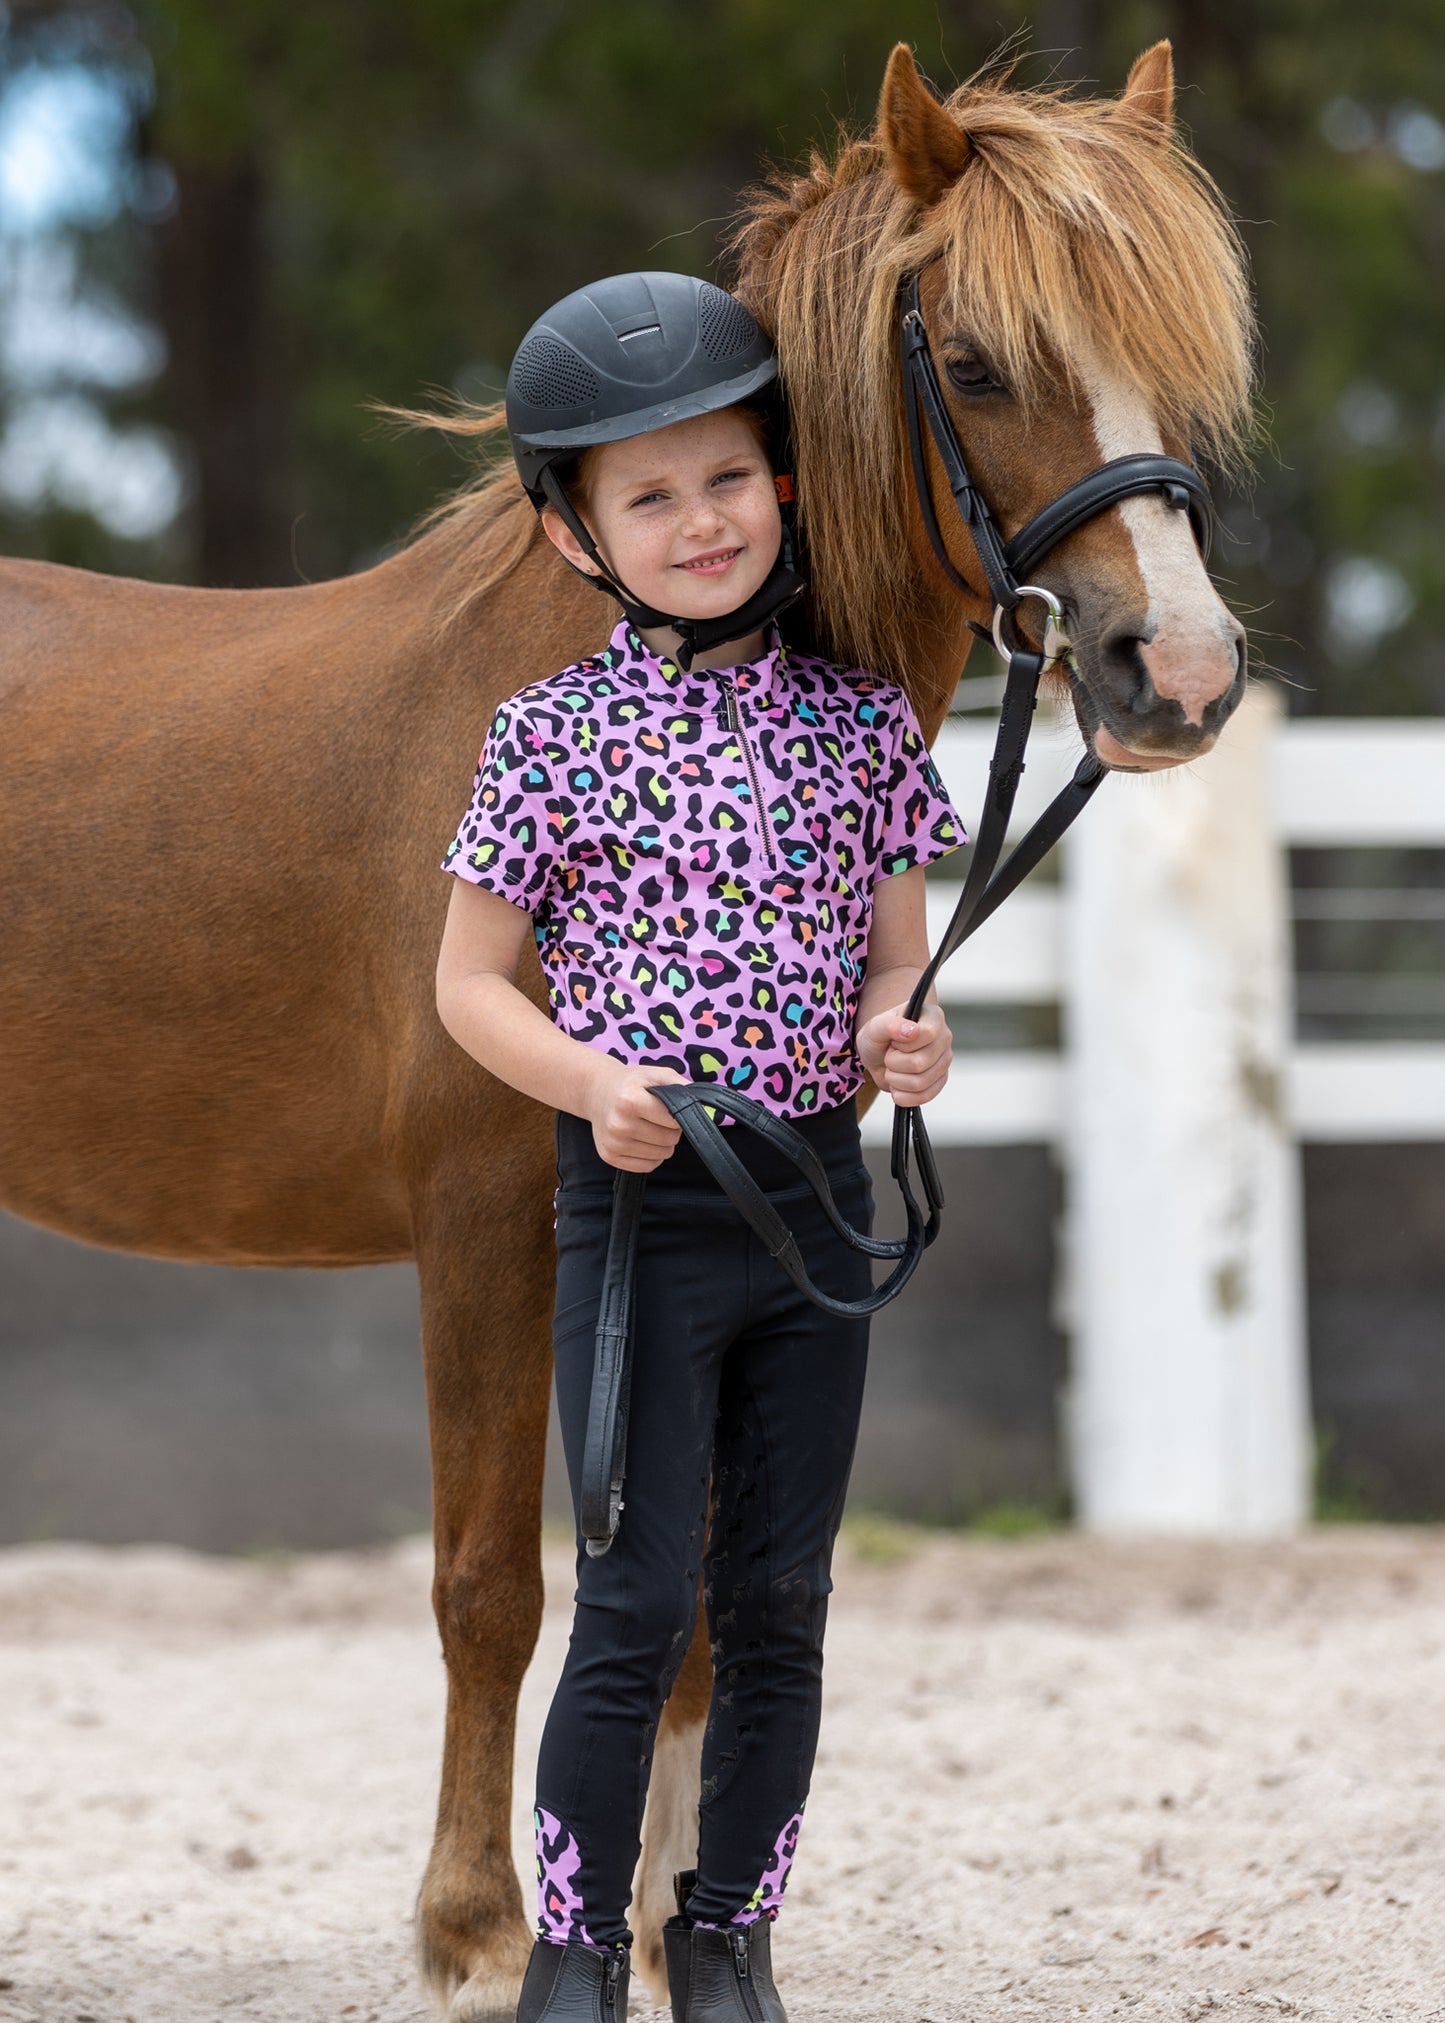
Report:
586,1061,691,1172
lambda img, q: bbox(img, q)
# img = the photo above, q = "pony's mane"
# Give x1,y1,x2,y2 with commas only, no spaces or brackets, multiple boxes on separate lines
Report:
727,71,1256,687
391,400,544,623
412,66,1255,692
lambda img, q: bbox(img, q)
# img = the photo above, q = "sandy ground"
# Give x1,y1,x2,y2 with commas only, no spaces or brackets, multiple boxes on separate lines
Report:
1,1527,1443,2023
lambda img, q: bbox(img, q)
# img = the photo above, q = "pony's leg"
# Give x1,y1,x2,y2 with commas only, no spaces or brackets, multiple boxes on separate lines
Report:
631,1595,711,1998
413,1184,554,2023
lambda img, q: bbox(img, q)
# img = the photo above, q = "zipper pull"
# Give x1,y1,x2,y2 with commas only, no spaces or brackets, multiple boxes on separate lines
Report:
730,1929,750,1977
604,1951,622,2006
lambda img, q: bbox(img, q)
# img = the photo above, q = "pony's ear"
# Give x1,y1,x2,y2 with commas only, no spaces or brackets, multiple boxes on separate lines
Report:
878,43,972,206
1117,41,1174,139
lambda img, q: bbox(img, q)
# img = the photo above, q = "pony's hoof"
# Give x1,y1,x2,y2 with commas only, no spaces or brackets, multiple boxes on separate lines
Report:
417,1909,532,2020
446,1961,530,2022
631,1924,668,2008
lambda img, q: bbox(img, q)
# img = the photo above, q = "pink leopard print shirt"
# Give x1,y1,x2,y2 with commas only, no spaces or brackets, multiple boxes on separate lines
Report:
442,620,966,1124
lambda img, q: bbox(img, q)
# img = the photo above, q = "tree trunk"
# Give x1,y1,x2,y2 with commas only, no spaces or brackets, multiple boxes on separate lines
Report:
156,154,291,587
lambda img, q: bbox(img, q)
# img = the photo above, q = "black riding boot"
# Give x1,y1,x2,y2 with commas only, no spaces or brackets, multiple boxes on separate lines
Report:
516,1938,629,2023
662,1871,787,2023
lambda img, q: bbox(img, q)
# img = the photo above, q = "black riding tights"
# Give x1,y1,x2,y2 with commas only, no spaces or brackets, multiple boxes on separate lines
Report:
534,1096,874,1951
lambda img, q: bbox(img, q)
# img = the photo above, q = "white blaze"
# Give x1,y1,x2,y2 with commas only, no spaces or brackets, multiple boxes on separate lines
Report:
1077,356,1241,728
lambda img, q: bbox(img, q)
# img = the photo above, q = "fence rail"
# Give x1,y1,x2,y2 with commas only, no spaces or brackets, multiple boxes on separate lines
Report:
924,712,1445,840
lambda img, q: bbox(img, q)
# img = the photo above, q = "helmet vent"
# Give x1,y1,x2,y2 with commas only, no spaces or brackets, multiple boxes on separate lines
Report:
511,335,600,408
698,287,758,364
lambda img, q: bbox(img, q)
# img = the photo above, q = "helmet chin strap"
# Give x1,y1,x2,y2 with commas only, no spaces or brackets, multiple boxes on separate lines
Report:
538,467,806,671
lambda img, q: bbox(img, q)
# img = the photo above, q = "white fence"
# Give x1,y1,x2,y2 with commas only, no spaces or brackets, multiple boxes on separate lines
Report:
859,689,1445,1538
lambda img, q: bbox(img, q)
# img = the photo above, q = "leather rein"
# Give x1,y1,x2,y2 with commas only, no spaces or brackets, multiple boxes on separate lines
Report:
576,268,1216,1554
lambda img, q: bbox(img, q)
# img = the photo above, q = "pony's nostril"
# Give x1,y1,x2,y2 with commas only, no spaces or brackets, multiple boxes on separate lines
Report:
1098,624,1154,709
1201,637,1248,729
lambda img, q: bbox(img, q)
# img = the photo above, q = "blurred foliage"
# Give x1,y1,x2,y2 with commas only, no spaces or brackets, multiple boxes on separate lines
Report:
839,1509,931,1563
0,0,1442,709
1312,1420,1386,1523
966,1497,1061,1538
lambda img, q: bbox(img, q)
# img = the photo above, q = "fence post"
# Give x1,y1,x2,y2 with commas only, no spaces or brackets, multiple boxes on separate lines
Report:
1060,684,1311,1535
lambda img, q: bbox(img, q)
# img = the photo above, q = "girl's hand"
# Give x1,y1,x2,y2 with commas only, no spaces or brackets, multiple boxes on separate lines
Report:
855,1001,952,1107
586,1060,691,1171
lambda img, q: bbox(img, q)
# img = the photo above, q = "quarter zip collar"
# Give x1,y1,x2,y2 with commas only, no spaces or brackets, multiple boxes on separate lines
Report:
599,619,784,711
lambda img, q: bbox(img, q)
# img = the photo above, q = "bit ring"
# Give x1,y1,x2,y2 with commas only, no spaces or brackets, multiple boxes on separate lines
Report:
992,585,1072,667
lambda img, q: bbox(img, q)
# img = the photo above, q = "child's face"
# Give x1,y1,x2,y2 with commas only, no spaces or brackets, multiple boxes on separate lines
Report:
543,408,782,624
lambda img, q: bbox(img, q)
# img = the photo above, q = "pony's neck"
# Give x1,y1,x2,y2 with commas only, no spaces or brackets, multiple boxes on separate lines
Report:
895,597,980,741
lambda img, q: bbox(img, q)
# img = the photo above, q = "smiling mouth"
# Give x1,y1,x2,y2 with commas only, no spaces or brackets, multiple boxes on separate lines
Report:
675,547,742,574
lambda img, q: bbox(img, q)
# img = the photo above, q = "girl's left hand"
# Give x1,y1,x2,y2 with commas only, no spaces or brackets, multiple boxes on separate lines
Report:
855,1001,952,1107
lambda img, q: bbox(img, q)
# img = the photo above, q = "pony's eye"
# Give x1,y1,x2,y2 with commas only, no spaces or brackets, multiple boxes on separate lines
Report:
945,351,999,395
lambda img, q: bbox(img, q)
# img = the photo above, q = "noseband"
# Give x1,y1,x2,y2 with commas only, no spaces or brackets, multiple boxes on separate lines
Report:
575,270,1220,1556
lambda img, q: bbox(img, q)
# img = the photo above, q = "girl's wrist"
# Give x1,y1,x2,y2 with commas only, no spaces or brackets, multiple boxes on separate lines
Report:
575,1049,624,1123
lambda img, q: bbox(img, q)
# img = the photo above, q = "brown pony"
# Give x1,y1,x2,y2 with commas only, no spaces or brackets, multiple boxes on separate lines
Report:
0,43,1253,2018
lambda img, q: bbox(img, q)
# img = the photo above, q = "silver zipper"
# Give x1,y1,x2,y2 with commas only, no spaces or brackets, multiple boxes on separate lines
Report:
729,1930,764,2021
717,676,776,867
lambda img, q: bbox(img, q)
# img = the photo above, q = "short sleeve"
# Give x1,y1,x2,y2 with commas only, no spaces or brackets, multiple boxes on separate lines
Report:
876,689,968,878
441,698,558,914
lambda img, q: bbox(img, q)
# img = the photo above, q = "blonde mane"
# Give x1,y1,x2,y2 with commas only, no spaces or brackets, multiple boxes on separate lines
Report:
416,66,1255,692
393,400,544,621
727,71,1255,688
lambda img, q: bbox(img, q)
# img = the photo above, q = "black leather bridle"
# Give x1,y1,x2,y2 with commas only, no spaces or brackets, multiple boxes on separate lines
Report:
576,267,1219,1555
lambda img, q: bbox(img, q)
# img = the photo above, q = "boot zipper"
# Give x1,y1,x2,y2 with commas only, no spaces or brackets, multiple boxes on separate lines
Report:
602,1950,622,2011
729,1929,765,2022
716,676,776,868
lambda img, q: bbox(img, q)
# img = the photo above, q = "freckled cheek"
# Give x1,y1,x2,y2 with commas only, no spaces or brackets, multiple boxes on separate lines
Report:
739,499,784,567
602,516,684,589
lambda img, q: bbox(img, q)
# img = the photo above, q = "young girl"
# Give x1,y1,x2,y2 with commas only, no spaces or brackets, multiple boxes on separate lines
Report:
435,271,965,2023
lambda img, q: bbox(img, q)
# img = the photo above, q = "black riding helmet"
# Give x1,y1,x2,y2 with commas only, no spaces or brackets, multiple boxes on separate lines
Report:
506,271,805,669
